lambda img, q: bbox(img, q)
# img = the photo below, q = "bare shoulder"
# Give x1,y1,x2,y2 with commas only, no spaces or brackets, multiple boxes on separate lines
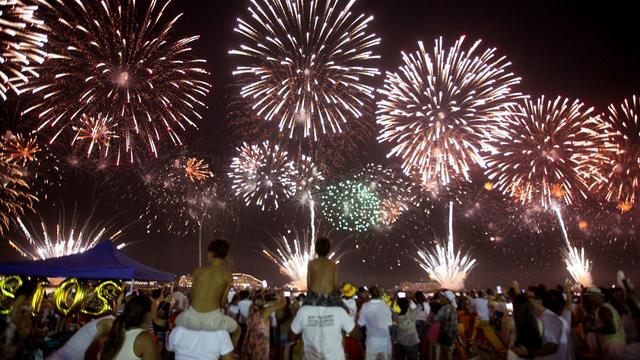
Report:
96,317,114,332
135,330,156,350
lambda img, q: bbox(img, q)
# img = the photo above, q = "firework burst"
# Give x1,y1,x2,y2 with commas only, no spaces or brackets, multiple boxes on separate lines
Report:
71,115,117,159
141,154,217,235
485,96,602,209
0,0,47,100
415,202,476,290
377,36,521,187
24,0,211,161
262,229,344,290
321,179,381,232
293,155,324,194
184,157,213,183
354,164,412,226
590,96,640,211
230,0,380,141
0,159,37,234
229,141,297,211
7,206,123,260
1,131,40,165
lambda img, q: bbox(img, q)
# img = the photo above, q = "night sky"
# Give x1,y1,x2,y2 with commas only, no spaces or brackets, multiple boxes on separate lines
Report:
1,0,640,289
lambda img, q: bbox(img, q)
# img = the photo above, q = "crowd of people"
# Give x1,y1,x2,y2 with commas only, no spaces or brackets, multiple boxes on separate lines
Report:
1,237,640,360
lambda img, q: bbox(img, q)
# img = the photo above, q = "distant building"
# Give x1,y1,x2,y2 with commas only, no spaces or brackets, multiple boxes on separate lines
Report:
232,273,265,289
178,272,265,289
398,281,440,293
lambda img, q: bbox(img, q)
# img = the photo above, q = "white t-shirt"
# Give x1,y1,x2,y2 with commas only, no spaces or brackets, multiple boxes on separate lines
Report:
167,326,234,360
471,298,490,321
290,305,355,360
357,299,392,354
415,302,431,321
238,299,253,324
559,309,574,360
537,309,569,360
172,291,188,312
227,304,239,320
342,298,357,320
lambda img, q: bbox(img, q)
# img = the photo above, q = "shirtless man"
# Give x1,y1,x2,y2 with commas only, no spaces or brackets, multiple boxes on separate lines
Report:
175,239,240,345
306,237,342,306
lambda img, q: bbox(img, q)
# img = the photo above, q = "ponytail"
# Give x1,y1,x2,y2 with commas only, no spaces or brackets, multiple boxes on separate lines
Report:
101,315,126,360
100,295,151,360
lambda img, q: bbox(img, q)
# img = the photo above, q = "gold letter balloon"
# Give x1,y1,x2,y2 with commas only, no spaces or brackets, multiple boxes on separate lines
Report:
81,280,124,317
53,278,88,316
0,276,125,317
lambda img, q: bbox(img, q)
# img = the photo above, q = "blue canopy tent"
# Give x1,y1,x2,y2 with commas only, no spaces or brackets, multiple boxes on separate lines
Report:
0,241,174,281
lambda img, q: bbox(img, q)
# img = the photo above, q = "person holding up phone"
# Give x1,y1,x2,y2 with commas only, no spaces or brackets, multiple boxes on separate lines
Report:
395,298,421,360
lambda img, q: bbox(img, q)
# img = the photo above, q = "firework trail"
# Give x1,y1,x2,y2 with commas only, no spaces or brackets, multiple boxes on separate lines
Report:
415,202,476,290
378,36,521,187
24,0,211,162
553,206,593,287
485,96,602,209
230,0,380,141
0,0,47,100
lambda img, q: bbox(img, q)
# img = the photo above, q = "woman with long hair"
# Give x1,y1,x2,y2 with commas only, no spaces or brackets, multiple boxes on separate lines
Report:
240,290,286,360
101,295,158,360
508,294,543,360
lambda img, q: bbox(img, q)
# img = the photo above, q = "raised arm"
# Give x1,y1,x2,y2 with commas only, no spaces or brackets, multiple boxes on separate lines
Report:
263,292,287,321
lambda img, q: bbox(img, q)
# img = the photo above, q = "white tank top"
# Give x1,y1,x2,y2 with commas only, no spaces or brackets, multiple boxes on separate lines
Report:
48,315,114,360
113,328,143,360
597,303,626,351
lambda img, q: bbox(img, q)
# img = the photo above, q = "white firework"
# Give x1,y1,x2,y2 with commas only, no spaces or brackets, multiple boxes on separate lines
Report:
377,36,521,186
229,141,298,211
415,202,476,290
0,0,47,100
7,207,123,260
262,230,342,290
563,246,593,287
230,0,381,140
554,206,593,287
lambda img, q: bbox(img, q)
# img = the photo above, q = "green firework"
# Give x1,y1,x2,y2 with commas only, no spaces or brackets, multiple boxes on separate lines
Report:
321,180,381,232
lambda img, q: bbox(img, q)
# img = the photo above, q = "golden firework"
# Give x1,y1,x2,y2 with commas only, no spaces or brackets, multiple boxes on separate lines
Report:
0,161,37,235
578,220,588,231
184,157,212,183
617,201,633,213
72,116,117,158
551,183,566,199
0,133,40,165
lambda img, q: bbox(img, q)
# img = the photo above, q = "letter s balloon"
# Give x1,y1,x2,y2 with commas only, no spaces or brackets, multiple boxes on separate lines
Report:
81,280,124,317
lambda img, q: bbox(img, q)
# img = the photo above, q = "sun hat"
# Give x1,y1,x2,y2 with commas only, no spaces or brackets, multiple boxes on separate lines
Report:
341,283,357,298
